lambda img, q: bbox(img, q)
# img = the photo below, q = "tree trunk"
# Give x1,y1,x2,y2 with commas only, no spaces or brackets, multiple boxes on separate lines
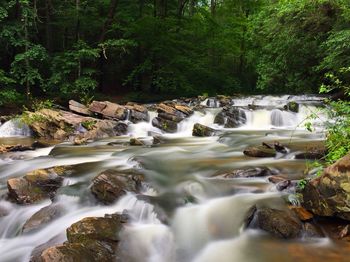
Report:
211,0,216,16
45,0,53,52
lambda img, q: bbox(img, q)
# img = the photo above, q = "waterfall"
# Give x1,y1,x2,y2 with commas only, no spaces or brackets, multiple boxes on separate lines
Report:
0,119,32,137
271,109,284,126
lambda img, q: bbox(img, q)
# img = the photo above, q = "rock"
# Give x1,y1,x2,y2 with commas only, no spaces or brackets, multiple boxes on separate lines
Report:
22,204,63,233
67,215,126,244
295,146,326,160
0,144,35,153
69,100,91,116
157,103,183,117
276,180,291,191
7,167,68,204
300,153,350,221
125,102,149,123
243,145,276,158
303,222,324,238
91,170,143,204
339,224,350,239
158,112,184,123
249,207,303,239
0,205,9,217
214,107,246,128
288,206,314,221
268,176,287,184
217,167,275,178
152,117,178,133
130,138,144,146
192,123,216,137
216,95,232,107
89,101,126,120
285,101,299,113
36,214,127,262
206,98,220,108
174,104,193,116
262,142,287,154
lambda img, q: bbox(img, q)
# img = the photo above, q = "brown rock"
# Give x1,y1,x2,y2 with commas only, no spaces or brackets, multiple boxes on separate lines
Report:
288,206,314,221
69,100,91,116
192,123,216,137
91,170,143,204
300,153,350,220
243,145,276,158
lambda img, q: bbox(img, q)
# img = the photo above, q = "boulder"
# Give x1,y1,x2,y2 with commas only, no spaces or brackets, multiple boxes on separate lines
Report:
125,102,149,123
192,123,216,137
89,101,126,120
288,206,314,221
130,138,144,146
249,207,303,239
285,101,299,113
295,146,326,160
300,153,350,220
0,144,35,153
7,166,69,204
152,117,178,133
214,107,246,128
91,170,143,204
69,100,91,116
37,214,128,262
216,167,275,178
22,204,63,233
243,145,276,158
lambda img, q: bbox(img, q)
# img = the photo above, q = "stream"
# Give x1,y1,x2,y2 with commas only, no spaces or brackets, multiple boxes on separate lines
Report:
0,95,348,262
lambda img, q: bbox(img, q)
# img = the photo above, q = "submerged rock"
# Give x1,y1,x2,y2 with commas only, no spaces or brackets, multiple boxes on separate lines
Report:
192,123,216,137
216,167,275,178
294,146,326,160
243,145,276,158
91,170,143,204
300,153,350,221
214,107,246,128
7,167,67,204
125,102,149,123
285,101,299,113
152,117,178,133
22,204,63,233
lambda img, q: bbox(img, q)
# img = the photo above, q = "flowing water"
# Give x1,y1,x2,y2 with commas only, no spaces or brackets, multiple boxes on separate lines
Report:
0,95,347,262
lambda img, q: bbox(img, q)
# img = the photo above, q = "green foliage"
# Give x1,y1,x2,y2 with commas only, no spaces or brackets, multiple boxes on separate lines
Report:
319,66,350,163
81,120,96,131
297,179,308,190
0,88,24,106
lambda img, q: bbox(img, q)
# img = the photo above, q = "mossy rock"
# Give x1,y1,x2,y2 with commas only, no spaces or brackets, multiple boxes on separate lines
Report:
243,146,276,158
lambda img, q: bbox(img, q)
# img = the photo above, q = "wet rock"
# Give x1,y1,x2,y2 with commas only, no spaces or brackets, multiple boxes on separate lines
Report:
0,144,35,153
206,98,220,108
216,95,232,107
89,101,126,120
69,100,91,116
249,207,303,239
152,117,178,133
288,206,314,221
192,123,216,137
285,101,299,113
113,122,128,135
303,222,324,238
339,224,350,239
243,145,276,158
91,170,143,204
295,146,326,160
217,167,275,178
22,204,63,233
262,142,287,154
268,176,287,184
130,138,144,146
276,180,291,191
0,205,9,217
7,167,68,204
36,214,127,262
125,102,149,123
300,153,350,221
214,107,246,128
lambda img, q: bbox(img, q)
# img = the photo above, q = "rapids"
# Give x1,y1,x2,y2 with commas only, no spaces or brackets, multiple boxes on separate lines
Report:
0,95,346,262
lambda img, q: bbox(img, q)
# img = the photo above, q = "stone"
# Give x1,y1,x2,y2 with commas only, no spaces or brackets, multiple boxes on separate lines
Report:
295,146,326,160
130,138,144,146
217,167,275,178
69,100,91,116
152,117,178,133
192,123,216,137
91,170,143,204
303,222,324,238
0,144,35,153
174,104,193,116
36,214,127,262
285,101,299,113
22,204,63,233
268,176,287,184
89,101,126,120
243,145,276,158
300,153,350,221
288,206,314,221
7,167,68,204
249,207,303,239
214,107,246,128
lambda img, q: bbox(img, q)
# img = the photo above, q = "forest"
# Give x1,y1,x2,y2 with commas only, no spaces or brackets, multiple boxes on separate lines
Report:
0,0,349,106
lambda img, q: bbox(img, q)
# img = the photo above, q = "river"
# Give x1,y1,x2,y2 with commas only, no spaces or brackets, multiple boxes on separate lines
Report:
0,95,348,262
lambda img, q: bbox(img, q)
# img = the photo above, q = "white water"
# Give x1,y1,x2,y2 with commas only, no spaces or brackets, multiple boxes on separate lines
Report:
0,95,339,262
0,119,32,137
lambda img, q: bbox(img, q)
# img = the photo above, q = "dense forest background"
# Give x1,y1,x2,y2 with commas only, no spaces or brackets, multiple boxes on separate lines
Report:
0,0,349,106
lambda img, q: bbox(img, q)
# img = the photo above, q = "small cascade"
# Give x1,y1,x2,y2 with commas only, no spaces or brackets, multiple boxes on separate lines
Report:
271,109,284,126
0,119,32,137
202,98,220,108
125,109,132,121
128,111,160,137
